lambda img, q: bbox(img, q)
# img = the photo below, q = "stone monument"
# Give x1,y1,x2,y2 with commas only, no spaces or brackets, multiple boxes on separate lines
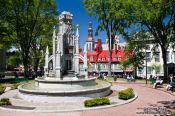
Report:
18,11,111,103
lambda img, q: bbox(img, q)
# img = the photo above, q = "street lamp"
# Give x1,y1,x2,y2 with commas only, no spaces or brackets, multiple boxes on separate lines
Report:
146,53,148,84
145,48,148,84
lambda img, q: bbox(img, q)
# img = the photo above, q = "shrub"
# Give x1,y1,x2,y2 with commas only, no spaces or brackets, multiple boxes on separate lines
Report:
0,98,11,106
84,97,110,107
0,85,5,95
11,83,20,90
118,88,135,100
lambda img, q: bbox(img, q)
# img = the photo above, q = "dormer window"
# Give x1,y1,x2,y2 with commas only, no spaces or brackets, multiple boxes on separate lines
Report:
98,58,101,61
102,58,105,61
114,58,117,61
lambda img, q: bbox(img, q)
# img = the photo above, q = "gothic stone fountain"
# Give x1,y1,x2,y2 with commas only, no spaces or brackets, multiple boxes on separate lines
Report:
18,11,111,103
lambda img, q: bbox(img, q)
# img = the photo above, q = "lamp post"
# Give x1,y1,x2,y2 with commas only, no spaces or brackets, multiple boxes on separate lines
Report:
146,53,148,84
145,48,148,84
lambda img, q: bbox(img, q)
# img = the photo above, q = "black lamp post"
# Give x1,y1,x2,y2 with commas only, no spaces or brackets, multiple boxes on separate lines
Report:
145,49,148,84
146,54,148,84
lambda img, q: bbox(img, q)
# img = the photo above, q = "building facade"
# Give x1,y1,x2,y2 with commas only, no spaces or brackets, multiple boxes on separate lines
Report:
80,22,127,76
137,44,175,79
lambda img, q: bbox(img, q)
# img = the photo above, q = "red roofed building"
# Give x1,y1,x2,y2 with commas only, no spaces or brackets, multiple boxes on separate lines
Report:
80,22,131,76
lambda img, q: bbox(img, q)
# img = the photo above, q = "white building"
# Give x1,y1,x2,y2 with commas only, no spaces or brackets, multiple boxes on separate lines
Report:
137,44,175,78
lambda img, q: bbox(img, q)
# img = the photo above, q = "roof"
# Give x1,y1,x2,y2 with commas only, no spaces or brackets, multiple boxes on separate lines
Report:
79,50,125,63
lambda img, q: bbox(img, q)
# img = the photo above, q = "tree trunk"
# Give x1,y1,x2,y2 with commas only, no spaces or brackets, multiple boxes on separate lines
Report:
23,55,29,78
134,66,137,78
161,46,168,82
34,58,40,78
108,48,112,77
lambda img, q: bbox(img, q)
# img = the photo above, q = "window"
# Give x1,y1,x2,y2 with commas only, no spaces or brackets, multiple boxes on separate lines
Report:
114,64,118,69
102,58,105,61
90,56,93,61
138,69,143,74
146,52,151,62
117,64,121,69
100,64,107,69
98,58,101,61
167,51,170,62
118,57,121,61
147,67,152,74
113,58,117,61
104,64,107,69
154,52,160,62
155,68,160,74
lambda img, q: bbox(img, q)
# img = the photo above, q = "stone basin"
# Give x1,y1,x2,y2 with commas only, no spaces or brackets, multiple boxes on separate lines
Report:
18,78,111,103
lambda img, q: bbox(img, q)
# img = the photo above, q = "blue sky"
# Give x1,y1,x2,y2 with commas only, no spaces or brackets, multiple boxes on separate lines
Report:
56,0,108,48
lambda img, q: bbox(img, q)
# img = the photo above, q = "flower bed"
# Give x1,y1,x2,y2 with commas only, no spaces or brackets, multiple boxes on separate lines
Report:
84,97,110,107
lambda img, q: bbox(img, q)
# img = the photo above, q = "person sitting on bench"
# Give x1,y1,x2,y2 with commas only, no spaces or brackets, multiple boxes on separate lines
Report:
168,75,175,92
153,76,163,88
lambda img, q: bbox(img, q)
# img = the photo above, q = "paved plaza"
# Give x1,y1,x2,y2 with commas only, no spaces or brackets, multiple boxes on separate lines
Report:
0,83,174,116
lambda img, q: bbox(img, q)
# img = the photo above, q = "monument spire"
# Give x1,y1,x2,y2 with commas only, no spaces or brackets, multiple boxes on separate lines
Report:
74,24,80,74
44,46,49,76
55,35,61,78
83,45,88,78
52,26,56,73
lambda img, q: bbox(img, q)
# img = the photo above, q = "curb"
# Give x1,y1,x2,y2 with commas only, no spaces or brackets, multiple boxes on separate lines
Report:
0,89,138,113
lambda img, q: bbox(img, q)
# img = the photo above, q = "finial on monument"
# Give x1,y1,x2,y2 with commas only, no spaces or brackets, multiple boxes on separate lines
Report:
76,24,79,36
46,46,49,55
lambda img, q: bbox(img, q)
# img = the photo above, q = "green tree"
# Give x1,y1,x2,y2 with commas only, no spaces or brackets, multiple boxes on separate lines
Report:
0,0,14,49
121,31,150,78
83,0,127,76
7,52,21,69
3,0,58,77
152,63,161,76
117,0,175,80
30,15,56,77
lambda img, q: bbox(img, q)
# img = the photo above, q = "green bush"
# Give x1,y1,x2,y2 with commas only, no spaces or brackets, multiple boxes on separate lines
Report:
84,97,110,107
11,83,20,90
118,88,135,100
0,85,5,95
0,98,11,106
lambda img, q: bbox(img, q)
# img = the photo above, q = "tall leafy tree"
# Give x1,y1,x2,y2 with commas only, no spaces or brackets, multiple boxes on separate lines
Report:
0,0,13,49
117,0,175,80
83,0,127,76
121,31,147,78
3,0,58,77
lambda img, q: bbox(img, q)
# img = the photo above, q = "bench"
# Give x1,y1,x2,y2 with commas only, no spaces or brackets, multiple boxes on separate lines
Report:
153,79,163,88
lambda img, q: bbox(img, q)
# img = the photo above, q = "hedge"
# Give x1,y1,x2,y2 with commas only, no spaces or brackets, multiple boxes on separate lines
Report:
84,97,110,107
0,85,5,95
11,83,20,90
118,88,135,100
0,98,11,106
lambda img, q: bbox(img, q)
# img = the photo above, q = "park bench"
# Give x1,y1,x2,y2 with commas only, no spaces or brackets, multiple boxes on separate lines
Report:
153,76,164,88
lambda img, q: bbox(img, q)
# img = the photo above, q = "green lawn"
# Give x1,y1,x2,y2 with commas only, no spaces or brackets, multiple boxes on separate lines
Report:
106,77,151,84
